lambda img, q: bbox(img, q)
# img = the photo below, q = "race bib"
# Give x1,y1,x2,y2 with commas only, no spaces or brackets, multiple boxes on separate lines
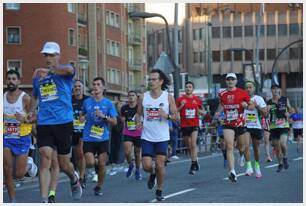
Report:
4,122,21,139
226,110,238,121
90,125,104,139
276,119,285,127
40,82,59,102
73,119,85,130
245,113,258,127
185,109,196,119
127,120,136,130
146,108,160,121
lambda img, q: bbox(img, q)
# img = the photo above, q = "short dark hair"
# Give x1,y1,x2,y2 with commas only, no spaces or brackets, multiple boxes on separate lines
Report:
74,79,83,85
6,69,20,79
93,77,105,86
128,90,137,95
185,81,194,88
150,69,170,91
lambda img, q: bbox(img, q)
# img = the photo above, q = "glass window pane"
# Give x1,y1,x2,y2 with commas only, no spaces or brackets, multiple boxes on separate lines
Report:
233,26,242,37
290,47,302,59
255,25,265,36
289,23,299,35
223,50,231,61
7,27,20,44
259,49,265,60
5,3,20,10
244,25,253,37
267,48,276,60
234,50,242,61
212,51,220,62
278,24,287,36
212,27,220,38
223,26,231,38
245,50,253,61
267,25,276,36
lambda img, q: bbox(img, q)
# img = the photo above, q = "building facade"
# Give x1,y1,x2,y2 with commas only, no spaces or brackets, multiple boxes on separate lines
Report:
3,3,147,99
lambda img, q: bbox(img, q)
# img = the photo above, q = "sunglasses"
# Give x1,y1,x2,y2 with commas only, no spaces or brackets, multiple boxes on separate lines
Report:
43,53,57,57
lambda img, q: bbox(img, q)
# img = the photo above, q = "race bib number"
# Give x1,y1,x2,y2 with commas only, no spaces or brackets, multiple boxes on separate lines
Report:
276,119,285,127
185,109,196,119
226,110,238,121
4,122,20,139
246,113,257,127
127,120,136,130
146,108,160,121
73,119,85,130
90,125,104,139
40,82,59,102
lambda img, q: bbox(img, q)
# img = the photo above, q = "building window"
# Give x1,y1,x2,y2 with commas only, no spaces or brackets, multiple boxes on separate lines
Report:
199,52,204,63
255,25,265,36
223,50,231,61
267,49,276,60
157,32,163,44
107,39,120,57
193,29,198,40
178,52,182,64
245,50,253,61
178,30,182,42
267,25,276,36
289,23,299,35
106,10,120,28
244,25,253,37
193,52,198,63
6,27,21,44
290,47,302,59
259,49,265,60
234,50,242,61
212,27,220,38
233,26,242,37
5,3,20,10
278,24,287,36
278,48,289,60
67,3,75,13
7,60,22,77
68,29,76,46
222,26,231,38
212,51,220,62
199,28,203,40
107,68,121,84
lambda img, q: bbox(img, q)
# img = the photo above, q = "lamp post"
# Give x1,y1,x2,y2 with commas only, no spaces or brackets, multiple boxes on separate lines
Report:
129,11,180,100
79,59,89,86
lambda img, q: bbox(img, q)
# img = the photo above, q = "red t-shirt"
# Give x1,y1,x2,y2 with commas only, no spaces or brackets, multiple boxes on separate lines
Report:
218,88,251,127
176,95,202,128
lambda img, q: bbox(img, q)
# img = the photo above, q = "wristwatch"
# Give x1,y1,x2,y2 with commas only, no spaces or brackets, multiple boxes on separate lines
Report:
167,114,171,120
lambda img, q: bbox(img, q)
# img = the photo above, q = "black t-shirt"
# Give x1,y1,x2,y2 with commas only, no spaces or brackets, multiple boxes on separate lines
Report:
120,104,138,125
72,95,88,133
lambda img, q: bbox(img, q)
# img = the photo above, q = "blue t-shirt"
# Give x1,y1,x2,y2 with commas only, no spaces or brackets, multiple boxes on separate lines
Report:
82,97,118,142
32,64,75,125
291,112,303,121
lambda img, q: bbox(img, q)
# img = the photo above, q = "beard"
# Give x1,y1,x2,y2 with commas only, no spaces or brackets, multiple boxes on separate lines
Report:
7,83,17,92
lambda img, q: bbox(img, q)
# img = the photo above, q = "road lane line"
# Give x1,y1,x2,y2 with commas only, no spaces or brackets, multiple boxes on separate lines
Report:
149,188,196,203
265,164,279,168
223,173,245,180
293,157,303,161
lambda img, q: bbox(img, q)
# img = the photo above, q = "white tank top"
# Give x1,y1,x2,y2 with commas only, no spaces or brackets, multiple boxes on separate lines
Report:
141,91,170,142
4,91,26,116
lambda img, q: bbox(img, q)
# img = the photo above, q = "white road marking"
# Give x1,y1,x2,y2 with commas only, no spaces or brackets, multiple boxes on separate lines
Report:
223,173,246,180
293,157,303,161
150,188,196,203
265,164,279,168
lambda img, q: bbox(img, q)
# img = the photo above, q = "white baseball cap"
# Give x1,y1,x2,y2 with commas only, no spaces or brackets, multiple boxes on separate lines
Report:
226,73,237,79
41,42,60,54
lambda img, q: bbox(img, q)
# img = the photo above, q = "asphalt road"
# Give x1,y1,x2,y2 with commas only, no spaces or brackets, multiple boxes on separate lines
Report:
3,142,303,203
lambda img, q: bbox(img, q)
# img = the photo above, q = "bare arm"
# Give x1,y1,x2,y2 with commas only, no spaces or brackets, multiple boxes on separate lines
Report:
49,64,74,76
135,94,144,127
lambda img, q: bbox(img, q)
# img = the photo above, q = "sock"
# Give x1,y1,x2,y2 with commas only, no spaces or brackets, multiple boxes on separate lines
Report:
230,169,236,175
156,189,162,196
255,161,260,169
246,161,252,168
49,190,56,197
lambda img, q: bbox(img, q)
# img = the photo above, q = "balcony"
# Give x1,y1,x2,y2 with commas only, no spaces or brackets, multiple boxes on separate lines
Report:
128,32,142,45
78,47,88,56
78,14,87,26
128,58,142,71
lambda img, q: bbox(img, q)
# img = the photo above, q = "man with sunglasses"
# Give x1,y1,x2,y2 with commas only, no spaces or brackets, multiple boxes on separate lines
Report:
29,42,82,202
215,73,254,182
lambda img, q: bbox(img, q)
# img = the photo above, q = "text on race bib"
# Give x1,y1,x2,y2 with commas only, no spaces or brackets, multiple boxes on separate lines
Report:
90,125,104,139
127,120,136,130
226,109,238,121
185,108,196,119
40,82,59,102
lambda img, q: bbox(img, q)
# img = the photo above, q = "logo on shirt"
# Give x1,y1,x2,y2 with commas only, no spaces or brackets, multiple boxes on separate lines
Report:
227,95,235,104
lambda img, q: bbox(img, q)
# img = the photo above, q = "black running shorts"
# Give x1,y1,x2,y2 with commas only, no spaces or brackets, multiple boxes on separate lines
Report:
83,141,109,156
37,122,73,155
181,126,199,137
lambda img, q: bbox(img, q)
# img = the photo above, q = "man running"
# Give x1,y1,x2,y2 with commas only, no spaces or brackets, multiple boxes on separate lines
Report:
4,70,33,203
176,81,204,175
72,80,88,188
80,77,117,196
121,90,142,180
290,107,303,153
29,41,82,202
244,81,268,178
136,69,179,201
215,73,254,182
267,84,292,172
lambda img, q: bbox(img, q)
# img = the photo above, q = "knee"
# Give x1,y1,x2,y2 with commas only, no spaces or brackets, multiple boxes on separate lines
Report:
15,170,26,179
142,161,151,172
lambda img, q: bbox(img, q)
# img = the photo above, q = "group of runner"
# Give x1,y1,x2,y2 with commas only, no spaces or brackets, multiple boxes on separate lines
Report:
4,41,302,203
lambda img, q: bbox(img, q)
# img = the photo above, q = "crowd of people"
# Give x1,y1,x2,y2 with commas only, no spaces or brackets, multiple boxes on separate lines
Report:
4,41,303,203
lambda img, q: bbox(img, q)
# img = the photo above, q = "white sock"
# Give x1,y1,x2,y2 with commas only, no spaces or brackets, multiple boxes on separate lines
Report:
230,169,236,175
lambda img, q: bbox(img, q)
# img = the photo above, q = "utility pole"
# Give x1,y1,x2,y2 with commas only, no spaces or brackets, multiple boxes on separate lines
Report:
255,3,264,93
173,3,180,99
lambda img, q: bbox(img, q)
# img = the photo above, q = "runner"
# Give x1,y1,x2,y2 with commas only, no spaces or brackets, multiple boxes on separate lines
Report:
72,80,88,188
4,70,33,203
29,41,82,202
267,84,292,172
121,90,143,180
289,107,303,153
244,81,268,178
136,69,179,201
176,81,204,175
80,77,118,196
214,73,254,182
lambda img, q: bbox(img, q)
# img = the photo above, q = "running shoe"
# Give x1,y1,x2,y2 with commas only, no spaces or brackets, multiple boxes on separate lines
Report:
283,158,289,169
276,164,284,172
126,163,134,178
147,173,156,190
245,165,254,176
195,160,200,171
238,155,245,167
71,172,82,200
155,189,165,201
228,171,237,182
135,169,142,180
265,156,272,162
170,155,179,160
80,175,86,189
189,163,196,175
255,167,262,178
92,174,98,182
48,195,55,203
94,186,103,196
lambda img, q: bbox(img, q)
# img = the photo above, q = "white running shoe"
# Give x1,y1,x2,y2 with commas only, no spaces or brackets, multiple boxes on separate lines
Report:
255,167,262,178
238,155,245,167
92,174,98,182
245,167,254,176
170,155,180,160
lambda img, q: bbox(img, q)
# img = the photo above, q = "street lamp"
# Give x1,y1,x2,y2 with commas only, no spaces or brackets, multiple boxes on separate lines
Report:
79,59,89,86
227,48,260,93
129,11,180,100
